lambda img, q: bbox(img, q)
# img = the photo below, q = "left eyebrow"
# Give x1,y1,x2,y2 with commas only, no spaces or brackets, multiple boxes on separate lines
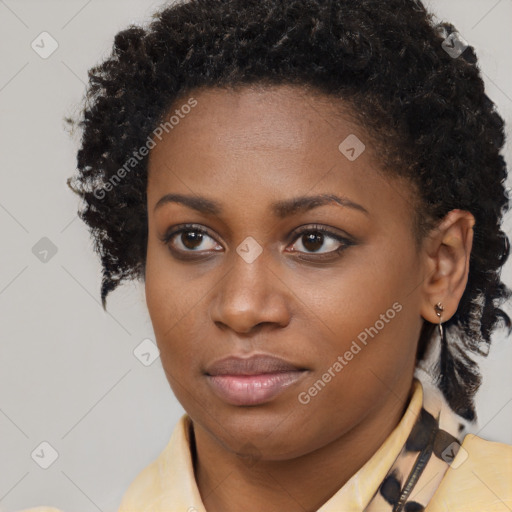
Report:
272,193,369,218
153,193,369,217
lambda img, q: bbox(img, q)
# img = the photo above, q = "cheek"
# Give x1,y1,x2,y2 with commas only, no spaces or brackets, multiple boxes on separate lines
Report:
144,241,170,330
298,245,408,334
144,263,201,404
145,234,196,324
144,239,212,372
145,240,190,351
295,239,421,380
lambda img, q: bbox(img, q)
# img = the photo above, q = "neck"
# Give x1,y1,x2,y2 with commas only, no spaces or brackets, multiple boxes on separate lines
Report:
192,382,414,512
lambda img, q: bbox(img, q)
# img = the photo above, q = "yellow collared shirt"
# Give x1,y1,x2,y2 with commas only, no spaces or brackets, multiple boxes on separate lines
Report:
16,379,512,512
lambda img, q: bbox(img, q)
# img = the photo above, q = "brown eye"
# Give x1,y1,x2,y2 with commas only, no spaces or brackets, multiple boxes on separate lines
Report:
301,232,325,252
289,226,352,255
160,223,354,262
162,224,221,254
180,230,204,250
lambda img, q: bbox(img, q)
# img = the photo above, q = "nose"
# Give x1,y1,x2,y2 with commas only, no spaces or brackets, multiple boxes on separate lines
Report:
209,247,292,335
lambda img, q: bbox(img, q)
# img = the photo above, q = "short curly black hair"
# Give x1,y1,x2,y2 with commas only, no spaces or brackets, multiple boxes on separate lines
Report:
66,0,511,421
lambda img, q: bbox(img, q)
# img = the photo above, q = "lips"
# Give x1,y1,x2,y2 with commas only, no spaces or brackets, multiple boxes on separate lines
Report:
206,354,304,376
205,354,308,406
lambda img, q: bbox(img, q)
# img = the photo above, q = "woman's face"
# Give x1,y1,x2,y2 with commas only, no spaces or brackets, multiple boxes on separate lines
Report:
145,85,428,460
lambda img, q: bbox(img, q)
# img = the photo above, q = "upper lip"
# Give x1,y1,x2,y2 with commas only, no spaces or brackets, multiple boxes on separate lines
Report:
205,354,305,376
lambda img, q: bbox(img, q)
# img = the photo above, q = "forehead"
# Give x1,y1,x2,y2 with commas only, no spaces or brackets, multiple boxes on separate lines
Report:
165,85,349,149
149,86,365,175
146,85,415,222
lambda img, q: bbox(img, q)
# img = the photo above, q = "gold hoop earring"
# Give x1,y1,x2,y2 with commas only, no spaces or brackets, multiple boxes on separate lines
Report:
434,302,444,343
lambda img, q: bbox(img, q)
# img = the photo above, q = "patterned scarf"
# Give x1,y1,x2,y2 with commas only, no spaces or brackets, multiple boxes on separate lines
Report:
364,330,473,511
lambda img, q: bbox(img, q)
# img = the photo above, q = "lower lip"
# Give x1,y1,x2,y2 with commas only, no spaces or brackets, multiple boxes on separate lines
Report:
206,371,306,406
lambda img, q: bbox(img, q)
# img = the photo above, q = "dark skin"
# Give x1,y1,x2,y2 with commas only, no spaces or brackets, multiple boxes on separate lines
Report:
144,85,475,512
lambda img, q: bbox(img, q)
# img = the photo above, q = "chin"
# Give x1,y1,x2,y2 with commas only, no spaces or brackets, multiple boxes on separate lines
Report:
194,399,316,456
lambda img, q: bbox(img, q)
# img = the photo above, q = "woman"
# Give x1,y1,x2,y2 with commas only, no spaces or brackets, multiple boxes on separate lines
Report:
22,0,512,510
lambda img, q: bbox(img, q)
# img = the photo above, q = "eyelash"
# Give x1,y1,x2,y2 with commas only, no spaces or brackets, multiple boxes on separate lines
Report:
160,223,355,261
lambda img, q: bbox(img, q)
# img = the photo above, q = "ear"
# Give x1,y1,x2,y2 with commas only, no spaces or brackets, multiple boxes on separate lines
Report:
420,209,475,324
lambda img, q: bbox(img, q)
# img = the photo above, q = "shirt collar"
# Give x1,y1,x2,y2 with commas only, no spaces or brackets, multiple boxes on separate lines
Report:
118,378,424,511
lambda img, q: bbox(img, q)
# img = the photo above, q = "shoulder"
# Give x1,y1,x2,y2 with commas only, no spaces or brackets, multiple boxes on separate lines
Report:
12,460,164,512
427,434,512,511
461,433,512,463
118,414,194,510
117,456,164,510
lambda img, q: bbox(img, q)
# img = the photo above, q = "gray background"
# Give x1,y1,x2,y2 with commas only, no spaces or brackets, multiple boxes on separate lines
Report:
1,1,511,511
